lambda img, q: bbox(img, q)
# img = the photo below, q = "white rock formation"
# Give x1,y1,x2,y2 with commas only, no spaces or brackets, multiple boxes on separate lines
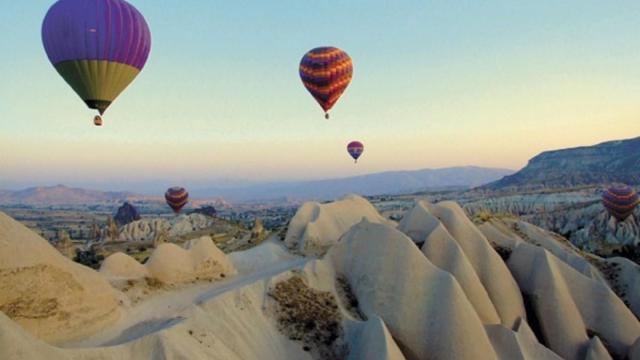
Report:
485,321,563,359
118,214,216,243
421,201,526,327
0,280,312,360
285,194,394,256
329,219,498,360
508,242,640,359
2,195,638,360
418,206,501,324
346,316,406,360
118,218,170,242
585,336,613,360
599,257,640,318
146,237,236,285
0,212,121,344
99,252,150,280
397,200,442,243
229,239,298,275
464,190,640,253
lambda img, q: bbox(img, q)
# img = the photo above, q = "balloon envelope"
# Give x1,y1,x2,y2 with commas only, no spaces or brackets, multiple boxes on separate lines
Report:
347,141,364,161
42,0,151,115
165,187,189,213
299,47,353,118
602,185,639,221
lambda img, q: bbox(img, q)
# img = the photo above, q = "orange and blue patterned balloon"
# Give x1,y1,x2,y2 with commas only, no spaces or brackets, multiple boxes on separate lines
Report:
299,47,353,119
42,0,151,116
347,141,364,163
602,185,639,221
165,187,189,214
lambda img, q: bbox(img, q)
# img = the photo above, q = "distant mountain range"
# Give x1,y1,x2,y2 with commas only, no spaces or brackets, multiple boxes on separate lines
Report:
190,166,514,201
0,166,513,205
0,185,136,205
485,137,640,191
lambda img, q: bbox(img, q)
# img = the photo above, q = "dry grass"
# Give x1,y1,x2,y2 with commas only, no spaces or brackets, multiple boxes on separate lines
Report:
268,276,346,359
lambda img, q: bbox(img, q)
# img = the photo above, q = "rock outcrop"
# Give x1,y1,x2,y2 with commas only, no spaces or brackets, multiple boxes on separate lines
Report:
285,194,395,256
422,201,527,327
99,252,150,280
146,237,236,285
508,242,640,359
329,220,498,360
465,190,640,255
346,316,406,360
484,137,640,190
117,214,216,243
114,202,141,226
0,212,121,344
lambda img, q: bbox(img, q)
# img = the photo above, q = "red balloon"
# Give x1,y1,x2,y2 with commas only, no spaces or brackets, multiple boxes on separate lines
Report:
165,187,189,213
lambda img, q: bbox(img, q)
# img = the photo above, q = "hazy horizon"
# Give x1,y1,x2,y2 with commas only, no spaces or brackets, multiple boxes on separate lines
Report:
3,1,640,188
0,164,514,194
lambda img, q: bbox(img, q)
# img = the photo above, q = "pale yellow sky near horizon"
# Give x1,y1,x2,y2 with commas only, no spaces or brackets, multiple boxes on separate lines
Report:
2,1,640,186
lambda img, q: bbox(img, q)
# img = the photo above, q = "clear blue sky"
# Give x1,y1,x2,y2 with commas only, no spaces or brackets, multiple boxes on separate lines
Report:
2,1,640,191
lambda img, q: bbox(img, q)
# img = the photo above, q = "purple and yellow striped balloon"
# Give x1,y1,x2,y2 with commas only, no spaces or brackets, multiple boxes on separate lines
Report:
299,47,353,119
42,0,151,115
602,185,639,221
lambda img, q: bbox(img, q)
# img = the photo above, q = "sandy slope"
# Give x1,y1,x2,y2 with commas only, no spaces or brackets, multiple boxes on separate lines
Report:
0,212,122,343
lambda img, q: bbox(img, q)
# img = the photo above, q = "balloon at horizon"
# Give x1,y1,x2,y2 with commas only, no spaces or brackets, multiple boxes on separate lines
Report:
602,185,639,221
2,1,640,185
165,186,189,213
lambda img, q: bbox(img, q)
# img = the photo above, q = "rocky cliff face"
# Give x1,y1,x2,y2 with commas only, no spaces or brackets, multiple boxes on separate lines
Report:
485,137,640,190
464,190,640,255
113,202,141,226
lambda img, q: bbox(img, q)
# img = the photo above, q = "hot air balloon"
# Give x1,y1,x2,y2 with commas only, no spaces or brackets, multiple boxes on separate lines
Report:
94,115,103,126
165,187,189,214
347,141,364,163
42,0,151,120
602,185,639,221
299,47,353,119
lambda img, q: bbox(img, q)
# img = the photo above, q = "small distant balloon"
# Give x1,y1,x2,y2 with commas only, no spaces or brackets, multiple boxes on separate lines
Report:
347,141,364,163
165,187,189,214
299,47,353,119
602,185,639,221
42,0,151,118
94,115,103,126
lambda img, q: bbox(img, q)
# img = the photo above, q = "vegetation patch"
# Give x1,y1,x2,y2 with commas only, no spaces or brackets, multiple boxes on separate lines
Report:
268,276,346,359
73,248,105,269
472,211,494,224
590,259,632,311
335,276,366,320
611,245,640,266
